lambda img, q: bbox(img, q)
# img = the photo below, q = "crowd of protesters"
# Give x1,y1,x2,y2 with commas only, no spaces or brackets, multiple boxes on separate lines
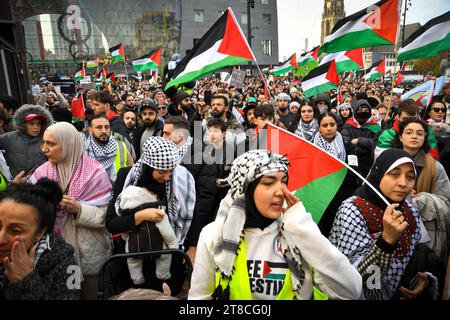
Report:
0,67,449,301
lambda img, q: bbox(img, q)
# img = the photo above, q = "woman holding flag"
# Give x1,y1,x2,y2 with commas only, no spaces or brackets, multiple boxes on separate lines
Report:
329,148,440,300
188,149,362,300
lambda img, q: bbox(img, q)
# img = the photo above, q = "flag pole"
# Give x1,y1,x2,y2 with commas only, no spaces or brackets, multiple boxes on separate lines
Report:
254,59,272,99
268,123,392,207
390,0,404,104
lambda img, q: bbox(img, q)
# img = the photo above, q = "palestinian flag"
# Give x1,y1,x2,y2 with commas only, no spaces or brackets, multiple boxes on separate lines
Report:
262,261,288,280
109,43,125,63
132,47,162,72
395,71,405,84
165,8,255,90
86,57,99,68
266,123,348,223
74,63,86,82
320,0,400,54
70,94,85,122
398,11,450,62
301,60,339,98
364,59,386,82
270,53,298,76
295,46,320,76
106,72,116,85
319,48,363,74
262,64,273,73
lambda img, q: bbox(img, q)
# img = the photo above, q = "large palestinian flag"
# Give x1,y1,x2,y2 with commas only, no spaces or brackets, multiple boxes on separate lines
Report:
364,59,386,82
398,11,450,62
109,43,125,63
295,46,320,76
132,47,162,72
320,0,400,54
165,8,255,90
270,53,298,76
265,123,348,223
319,48,363,74
301,60,339,98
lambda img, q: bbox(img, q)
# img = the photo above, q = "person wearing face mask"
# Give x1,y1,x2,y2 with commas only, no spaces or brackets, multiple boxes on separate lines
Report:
188,150,362,300
341,99,381,188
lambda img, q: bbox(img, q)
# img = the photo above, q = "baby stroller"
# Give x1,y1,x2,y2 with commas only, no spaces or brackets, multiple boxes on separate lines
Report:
97,249,193,300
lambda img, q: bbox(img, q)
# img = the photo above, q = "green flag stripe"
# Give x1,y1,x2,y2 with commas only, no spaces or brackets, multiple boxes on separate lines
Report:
303,82,338,98
397,34,450,62
133,61,158,72
336,60,362,74
165,55,249,89
321,29,393,54
294,168,347,223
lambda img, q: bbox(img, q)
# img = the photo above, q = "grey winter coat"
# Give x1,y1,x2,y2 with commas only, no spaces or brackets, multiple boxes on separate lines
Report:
0,104,53,177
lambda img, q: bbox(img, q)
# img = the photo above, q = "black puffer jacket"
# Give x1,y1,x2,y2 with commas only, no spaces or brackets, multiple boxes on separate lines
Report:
0,233,79,300
0,104,53,176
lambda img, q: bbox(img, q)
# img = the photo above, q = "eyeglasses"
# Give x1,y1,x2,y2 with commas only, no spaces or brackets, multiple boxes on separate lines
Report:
432,108,446,113
158,106,167,110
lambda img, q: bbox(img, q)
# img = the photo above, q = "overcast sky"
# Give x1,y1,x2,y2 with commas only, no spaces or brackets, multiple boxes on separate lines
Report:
277,0,450,61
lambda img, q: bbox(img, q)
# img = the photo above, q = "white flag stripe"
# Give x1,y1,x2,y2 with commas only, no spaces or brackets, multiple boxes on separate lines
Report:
302,73,329,91
111,49,120,57
320,51,349,65
176,40,228,78
132,57,152,66
399,21,450,54
323,12,371,43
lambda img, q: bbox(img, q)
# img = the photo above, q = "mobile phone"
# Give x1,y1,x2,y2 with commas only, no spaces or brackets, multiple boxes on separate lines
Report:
24,164,38,176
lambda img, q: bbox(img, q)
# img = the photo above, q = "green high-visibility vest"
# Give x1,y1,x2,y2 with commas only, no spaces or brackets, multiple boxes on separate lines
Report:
214,240,328,300
113,141,128,172
0,171,7,191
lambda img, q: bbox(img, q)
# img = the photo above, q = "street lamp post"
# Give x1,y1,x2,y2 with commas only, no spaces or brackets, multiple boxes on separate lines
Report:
247,0,255,74
400,0,412,69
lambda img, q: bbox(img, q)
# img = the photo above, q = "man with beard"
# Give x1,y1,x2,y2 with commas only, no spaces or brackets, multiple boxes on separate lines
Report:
170,90,196,121
84,115,134,183
205,95,245,153
92,91,131,144
133,97,164,160
242,97,257,130
123,110,137,141
124,94,136,112
276,92,294,128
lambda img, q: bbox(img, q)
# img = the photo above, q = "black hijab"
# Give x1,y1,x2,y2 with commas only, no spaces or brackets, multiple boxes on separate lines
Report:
354,149,416,210
244,177,277,230
137,164,167,201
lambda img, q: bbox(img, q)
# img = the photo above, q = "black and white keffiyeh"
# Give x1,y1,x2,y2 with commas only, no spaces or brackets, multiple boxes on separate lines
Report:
213,150,290,276
116,137,190,244
34,233,51,268
85,134,117,170
313,131,346,162
294,118,318,142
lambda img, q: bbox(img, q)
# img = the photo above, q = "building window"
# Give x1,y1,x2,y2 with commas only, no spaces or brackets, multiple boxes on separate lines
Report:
194,10,204,23
262,40,272,56
241,13,248,25
263,14,271,25
261,0,269,4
